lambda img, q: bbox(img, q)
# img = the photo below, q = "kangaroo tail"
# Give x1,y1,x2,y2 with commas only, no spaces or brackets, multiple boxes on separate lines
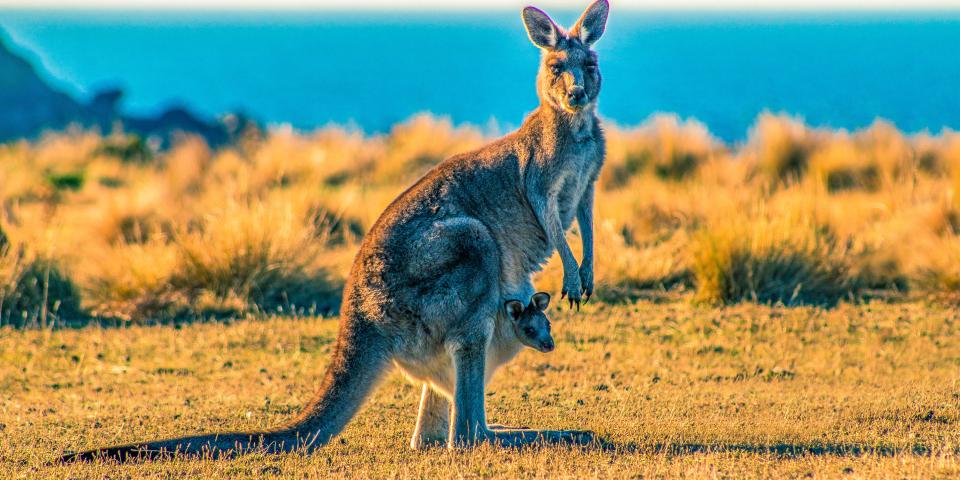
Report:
60,315,391,462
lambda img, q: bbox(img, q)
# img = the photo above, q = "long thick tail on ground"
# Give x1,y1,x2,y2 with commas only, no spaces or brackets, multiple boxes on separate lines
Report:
60,316,392,462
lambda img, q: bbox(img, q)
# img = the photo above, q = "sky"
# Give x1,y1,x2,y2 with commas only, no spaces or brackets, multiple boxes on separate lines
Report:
3,0,960,9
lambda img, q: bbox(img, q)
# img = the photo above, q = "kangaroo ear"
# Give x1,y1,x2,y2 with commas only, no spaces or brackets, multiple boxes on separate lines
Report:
522,6,561,50
505,300,525,321
570,0,609,47
531,292,551,311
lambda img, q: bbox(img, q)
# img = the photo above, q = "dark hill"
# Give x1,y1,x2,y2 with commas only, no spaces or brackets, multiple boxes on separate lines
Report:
0,31,256,147
0,34,86,140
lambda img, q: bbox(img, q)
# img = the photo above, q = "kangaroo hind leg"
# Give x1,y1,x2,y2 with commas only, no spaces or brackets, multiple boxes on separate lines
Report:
410,384,450,449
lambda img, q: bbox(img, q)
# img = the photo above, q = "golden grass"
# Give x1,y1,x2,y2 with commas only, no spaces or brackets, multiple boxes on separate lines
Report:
2,302,958,478
602,114,719,186
909,233,960,305
0,226,84,327
2,113,960,323
3,114,960,478
745,112,817,184
691,210,855,306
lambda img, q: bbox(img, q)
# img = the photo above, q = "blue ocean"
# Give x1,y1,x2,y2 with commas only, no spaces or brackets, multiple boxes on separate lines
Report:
2,9,959,141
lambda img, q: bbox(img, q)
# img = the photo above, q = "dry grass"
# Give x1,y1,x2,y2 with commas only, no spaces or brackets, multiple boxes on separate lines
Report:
2,302,958,478
4,115,959,477
1,111,959,321
691,211,856,306
0,228,84,327
602,114,719,186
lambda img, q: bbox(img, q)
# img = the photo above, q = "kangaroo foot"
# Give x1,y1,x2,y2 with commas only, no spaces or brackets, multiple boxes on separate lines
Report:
410,435,448,450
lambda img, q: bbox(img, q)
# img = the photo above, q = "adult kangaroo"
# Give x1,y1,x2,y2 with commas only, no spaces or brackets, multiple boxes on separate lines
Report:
63,0,608,461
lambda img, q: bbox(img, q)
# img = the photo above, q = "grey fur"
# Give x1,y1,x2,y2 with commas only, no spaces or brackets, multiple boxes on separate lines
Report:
60,0,608,461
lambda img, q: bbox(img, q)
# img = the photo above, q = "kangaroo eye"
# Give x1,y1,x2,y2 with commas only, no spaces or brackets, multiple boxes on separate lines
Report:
524,327,536,337
586,64,598,72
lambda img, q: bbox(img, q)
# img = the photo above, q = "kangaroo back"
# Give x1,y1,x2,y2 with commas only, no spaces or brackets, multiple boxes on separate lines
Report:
61,316,391,461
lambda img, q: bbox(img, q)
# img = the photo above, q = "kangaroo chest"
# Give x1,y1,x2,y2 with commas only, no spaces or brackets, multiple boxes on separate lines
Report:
551,138,602,229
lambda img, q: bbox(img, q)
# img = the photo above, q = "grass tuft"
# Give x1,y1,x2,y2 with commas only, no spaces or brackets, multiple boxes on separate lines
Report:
691,213,856,306
910,234,960,305
746,113,815,185
0,244,84,327
602,114,717,188
170,201,340,318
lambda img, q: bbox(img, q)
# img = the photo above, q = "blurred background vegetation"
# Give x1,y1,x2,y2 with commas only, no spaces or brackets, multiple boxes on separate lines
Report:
2,112,959,327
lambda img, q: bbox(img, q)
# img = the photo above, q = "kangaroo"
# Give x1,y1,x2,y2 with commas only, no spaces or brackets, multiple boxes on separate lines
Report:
505,292,554,354
62,0,608,461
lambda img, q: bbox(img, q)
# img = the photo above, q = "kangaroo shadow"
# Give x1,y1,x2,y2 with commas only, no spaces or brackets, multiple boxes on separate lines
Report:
442,429,941,458
585,436,945,458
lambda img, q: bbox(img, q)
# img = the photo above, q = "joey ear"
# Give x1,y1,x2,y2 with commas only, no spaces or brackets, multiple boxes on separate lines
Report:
570,0,609,47
505,300,525,321
522,6,561,50
531,292,551,311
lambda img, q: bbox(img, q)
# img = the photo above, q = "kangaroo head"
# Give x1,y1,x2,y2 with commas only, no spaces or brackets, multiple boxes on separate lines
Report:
505,292,554,353
522,0,609,115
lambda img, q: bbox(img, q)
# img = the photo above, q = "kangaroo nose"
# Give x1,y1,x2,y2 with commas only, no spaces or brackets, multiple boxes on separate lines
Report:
541,339,555,352
566,87,586,105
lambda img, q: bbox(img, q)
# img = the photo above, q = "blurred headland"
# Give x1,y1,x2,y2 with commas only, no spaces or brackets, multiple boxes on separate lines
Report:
0,29,257,147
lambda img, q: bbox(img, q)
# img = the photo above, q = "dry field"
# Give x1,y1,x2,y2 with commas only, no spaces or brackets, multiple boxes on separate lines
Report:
2,302,959,478
2,113,960,477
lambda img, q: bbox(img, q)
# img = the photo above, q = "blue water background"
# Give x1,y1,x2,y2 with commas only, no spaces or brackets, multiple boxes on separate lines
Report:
2,10,959,141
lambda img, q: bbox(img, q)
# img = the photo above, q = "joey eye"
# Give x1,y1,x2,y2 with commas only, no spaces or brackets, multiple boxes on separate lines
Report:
549,64,562,75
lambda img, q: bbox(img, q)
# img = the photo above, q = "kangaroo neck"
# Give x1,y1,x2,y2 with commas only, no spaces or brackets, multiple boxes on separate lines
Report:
524,103,598,158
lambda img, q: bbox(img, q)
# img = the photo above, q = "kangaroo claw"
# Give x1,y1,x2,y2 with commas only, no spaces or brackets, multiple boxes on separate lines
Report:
561,289,567,299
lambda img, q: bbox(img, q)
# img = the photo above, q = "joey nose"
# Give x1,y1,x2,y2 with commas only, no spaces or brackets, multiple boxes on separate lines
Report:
566,87,587,106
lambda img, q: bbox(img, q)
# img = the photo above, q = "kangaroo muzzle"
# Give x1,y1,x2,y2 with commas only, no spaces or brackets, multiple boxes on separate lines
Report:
566,86,587,109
